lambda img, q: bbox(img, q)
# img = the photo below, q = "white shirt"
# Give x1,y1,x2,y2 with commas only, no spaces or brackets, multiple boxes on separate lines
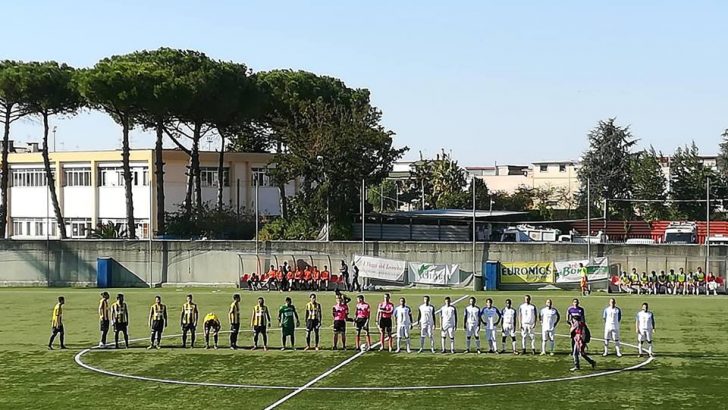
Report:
440,305,456,329
480,307,500,329
465,306,480,325
540,307,559,331
502,307,516,328
519,303,537,326
636,311,654,331
419,304,435,326
393,305,412,327
603,307,622,329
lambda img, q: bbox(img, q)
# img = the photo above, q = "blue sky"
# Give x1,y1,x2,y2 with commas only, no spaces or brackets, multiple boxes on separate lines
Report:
3,1,727,166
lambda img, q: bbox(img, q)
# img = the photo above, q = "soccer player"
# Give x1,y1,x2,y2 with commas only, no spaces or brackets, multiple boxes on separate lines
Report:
518,295,537,355
579,263,590,296
707,271,719,296
440,296,457,354
251,297,271,350
636,302,655,357
567,298,586,325
351,263,362,293
303,266,313,290
648,271,658,295
569,314,596,371
666,269,677,295
677,268,687,295
417,295,436,353
98,291,110,348
304,293,323,350
229,294,241,350
695,267,706,295
267,265,278,291
279,297,300,350
480,298,500,353
294,268,303,291
180,294,199,348
602,298,622,357
276,268,286,292
464,297,481,354
539,299,560,356
203,312,221,349
393,297,413,353
377,293,395,352
111,293,130,349
657,271,668,294
500,298,518,354
355,295,372,351
147,295,167,350
332,294,349,350
48,296,66,350
320,266,330,291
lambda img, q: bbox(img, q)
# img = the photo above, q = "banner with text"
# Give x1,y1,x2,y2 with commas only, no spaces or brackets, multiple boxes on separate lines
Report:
353,255,406,282
407,263,460,285
500,261,554,284
554,257,610,283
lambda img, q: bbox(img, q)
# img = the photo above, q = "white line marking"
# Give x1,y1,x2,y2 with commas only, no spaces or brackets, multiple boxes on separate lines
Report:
262,294,471,410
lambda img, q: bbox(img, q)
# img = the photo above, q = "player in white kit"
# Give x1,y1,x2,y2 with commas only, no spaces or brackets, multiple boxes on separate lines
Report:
480,298,501,353
440,297,457,354
417,296,436,353
518,295,538,355
393,297,413,353
539,299,560,356
635,302,655,357
602,298,622,357
463,297,481,354
500,299,518,354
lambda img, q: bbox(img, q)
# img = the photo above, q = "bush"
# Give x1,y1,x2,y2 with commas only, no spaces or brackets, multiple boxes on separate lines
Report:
165,203,256,240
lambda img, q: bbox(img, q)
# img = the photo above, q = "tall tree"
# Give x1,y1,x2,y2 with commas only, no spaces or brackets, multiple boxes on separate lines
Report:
670,142,722,220
401,151,467,209
631,146,668,221
578,118,637,219
0,61,30,238
78,59,148,238
717,128,728,178
20,62,84,238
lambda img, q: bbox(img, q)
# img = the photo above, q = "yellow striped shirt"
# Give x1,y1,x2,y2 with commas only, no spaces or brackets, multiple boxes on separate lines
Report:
182,302,198,325
251,305,270,327
305,302,321,320
229,301,240,324
99,299,109,321
111,301,129,323
149,303,167,321
51,303,63,327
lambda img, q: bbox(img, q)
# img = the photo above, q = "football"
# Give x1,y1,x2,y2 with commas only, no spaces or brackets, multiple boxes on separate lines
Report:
360,344,368,352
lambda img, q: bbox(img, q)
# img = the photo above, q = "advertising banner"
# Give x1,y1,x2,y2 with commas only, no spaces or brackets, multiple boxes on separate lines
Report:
500,261,554,284
554,257,610,283
353,255,406,282
407,263,460,285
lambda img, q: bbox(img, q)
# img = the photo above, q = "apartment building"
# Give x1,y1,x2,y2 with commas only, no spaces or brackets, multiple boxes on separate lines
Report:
2,147,297,239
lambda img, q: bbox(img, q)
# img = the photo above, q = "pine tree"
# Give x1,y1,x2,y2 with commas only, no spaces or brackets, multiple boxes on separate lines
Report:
631,147,668,221
669,142,721,220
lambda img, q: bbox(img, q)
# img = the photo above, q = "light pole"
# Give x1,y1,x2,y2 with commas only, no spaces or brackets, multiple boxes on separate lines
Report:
361,178,366,255
52,126,57,152
316,156,329,241
706,177,710,272
254,173,259,268
586,177,591,262
472,177,476,281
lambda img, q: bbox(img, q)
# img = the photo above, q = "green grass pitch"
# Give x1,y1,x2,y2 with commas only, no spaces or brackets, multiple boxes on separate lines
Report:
1,287,725,409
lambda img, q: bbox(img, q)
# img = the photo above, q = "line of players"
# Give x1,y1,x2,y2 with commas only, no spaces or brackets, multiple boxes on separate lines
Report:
618,267,720,295
48,292,656,364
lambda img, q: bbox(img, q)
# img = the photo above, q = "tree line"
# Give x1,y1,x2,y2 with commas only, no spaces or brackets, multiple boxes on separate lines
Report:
0,48,405,239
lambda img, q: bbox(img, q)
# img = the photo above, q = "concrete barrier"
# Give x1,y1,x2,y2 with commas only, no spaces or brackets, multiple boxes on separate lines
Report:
0,240,726,287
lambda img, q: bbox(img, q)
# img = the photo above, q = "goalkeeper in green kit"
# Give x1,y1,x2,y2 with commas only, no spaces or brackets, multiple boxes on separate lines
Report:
279,297,300,350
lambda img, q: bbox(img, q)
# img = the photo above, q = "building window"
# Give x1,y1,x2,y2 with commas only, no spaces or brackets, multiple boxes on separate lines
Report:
11,168,51,187
99,167,149,187
559,164,566,173
251,168,271,186
12,220,22,235
35,221,44,236
539,164,548,172
63,168,91,186
65,218,92,238
200,167,230,187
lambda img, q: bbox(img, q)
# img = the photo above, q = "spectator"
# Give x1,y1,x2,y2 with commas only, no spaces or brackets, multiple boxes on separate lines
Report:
247,272,260,291
706,272,719,296
340,260,350,292
320,266,330,291
351,263,361,292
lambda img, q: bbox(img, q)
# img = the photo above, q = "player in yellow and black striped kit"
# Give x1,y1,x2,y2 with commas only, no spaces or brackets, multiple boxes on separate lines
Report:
204,312,221,349
111,293,130,349
148,295,168,349
180,294,199,348
229,294,241,350
251,297,271,350
48,296,66,350
98,292,110,347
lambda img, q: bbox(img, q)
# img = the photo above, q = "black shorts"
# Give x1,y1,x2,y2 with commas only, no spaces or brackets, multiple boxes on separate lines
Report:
114,322,128,332
182,324,196,332
52,325,64,334
355,318,369,332
204,322,220,333
230,323,240,332
306,319,320,331
100,320,110,332
379,318,392,333
151,320,164,332
333,320,346,333
254,325,267,334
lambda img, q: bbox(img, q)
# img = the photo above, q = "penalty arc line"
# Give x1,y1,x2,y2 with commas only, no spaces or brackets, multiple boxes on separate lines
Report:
262,294,471,410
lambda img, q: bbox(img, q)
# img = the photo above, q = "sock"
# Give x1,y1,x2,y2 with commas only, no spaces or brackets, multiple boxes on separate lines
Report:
124,332,128,347
151,332,156,346
315,330,320,346
397,337,401,350
115,332,119,347
182,331,187,347
475,338,480,350
542,340,546,352
291,335,295,347
254,332,259,347
420,336,425,349
522,337,526,349
450,338,455,352
262,332,268,346
647,342,653,355
441,337,446,351
356,335,360,348
306,331,311,347
531,338,535,350
501,336,506,348
205,333,210,346
406,338,410,350
638,342,643,355
430,336,435,350
157,332,162,346
466,337,471,350
512,340,516,351
615,342,621,355
190,333,195,347
60,332,65,347
550,340,555,352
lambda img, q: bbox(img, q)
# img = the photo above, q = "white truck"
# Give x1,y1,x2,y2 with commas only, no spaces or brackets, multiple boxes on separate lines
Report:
662,222,697,244
500,225,561,242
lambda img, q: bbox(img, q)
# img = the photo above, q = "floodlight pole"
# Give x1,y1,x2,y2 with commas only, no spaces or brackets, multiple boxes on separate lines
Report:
586,178,591,262
361,178,366,255
255,175,259,272
706,177,710,272
472,177,477,282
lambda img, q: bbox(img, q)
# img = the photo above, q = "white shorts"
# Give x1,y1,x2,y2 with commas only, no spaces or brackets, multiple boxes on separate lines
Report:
541,329,554,341
466,323,480,338
420,323,434,337
502,326,516,338
521,324,535,338
485,328,497,341
708,281,718,290
637,329,653,342
441,327,455,339
604,327,620,341
397,325,410,338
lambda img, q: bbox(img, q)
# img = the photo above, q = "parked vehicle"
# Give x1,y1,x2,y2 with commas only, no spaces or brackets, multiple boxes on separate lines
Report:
500,225,560,242
558,231,606,243
706,235,728,246
663,222,697,244
625,238,657,245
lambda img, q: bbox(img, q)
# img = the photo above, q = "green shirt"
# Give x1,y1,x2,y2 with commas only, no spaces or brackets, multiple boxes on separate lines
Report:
677,273,686,282
279,305,297,328
696,272,705,281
